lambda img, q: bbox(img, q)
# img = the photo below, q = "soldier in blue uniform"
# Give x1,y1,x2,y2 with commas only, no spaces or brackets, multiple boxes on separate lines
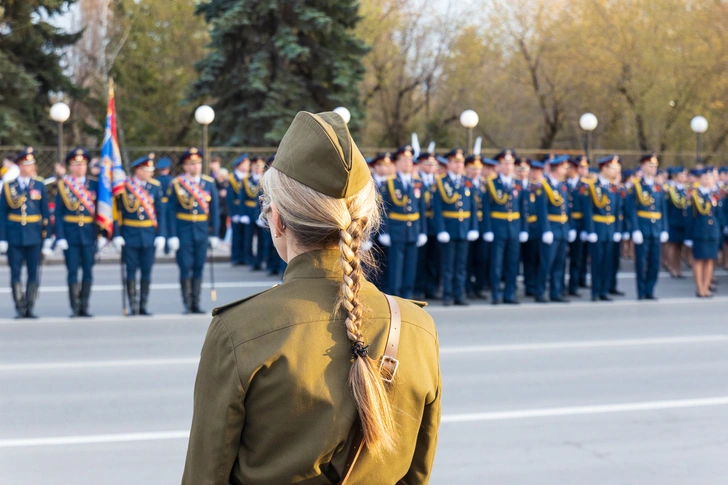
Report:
0,148,53,318
626,154,669,300
534,156,575,303
167,148,220,314
113,155,167,315
583,155,624,301
482,149,529,304
685,168,725,297
241,157,265,270
523,159,544,297
155,157,174,254
379,145,427,298
227,154,249,266
465,154,489,300
565,155,589,296
608,165,628,296
55,148,103,317
414,152,440,299
664,167,690,277
433,148,479,306
367,152,393,292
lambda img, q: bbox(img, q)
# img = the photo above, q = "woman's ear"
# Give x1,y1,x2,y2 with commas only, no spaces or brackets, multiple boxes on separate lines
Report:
270,205,285,238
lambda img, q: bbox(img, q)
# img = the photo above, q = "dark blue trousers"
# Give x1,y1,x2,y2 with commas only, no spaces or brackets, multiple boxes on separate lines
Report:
415,237,440,296
8,244,41,284
176,238,207,279
254,227,270,269
64,243,95,284
538,239,567,299
440,239,468,301
230,222,244,264
466,239,489,294
635,237,661,298
388,240,418,299
522,239,539,296
124,246,155,282
610,241,621,292
490,237,520,301
589,240,614,298
568,239,584,293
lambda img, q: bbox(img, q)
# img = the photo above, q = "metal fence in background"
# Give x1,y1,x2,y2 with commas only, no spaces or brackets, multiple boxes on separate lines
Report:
1,146,723,179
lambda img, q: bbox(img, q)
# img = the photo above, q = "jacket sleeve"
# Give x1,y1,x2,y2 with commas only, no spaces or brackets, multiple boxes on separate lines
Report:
54,186,65,241
519,188,528,233
155,186,166,238
536,191,548,234
480,183,492,234
0,184,7,241
583,185,594,234
167,184,177,239
225,178,237,217
433,182,445,235
379,183,390,236
616,191,624,234
661,190,669,233
469,188,478,233
625,187,637,234
209,181,220,237
419,186,427,235
182,317,246,485
403,340,441,484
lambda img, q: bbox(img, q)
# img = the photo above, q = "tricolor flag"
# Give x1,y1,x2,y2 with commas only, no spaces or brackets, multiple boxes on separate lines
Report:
97,80,126,236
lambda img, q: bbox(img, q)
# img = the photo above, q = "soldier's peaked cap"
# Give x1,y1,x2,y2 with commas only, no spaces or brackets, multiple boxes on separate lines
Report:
272,111,369,199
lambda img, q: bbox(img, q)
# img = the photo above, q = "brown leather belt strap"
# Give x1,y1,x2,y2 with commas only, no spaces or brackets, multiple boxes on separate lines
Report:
339,293,402,485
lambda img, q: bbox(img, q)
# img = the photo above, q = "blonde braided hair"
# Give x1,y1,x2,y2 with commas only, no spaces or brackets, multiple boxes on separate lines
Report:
260,168,397,456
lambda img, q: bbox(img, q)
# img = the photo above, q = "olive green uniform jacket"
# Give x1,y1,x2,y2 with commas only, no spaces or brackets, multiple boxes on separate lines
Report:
182,249,441,484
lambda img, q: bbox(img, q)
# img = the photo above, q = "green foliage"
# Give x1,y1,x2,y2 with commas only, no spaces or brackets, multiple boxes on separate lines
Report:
0,0,81,145
191,0,369,146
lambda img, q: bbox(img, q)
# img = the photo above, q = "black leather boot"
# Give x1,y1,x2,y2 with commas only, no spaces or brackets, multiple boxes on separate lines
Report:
181,279,192,314
25,282,39,319
126,280,138,316
191,278,205,314
139,280,152,316
12,282,25,319
78,281,93,317
68,283,80,317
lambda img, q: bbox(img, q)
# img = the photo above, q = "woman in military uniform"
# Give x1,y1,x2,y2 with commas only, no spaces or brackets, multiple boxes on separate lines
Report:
183,111,441,484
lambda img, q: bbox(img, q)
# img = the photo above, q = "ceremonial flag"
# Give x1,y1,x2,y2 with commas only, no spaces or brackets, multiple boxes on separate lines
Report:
97,80,126,236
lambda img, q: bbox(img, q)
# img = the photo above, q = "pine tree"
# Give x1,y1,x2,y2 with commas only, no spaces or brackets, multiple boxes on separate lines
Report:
191,0,368,146
0,1,82,145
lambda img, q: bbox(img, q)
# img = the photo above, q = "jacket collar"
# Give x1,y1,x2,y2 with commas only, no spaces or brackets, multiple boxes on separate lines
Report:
283,249,344,282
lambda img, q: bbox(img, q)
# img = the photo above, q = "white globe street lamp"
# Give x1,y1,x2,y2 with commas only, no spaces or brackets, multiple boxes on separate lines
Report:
460,110,479,153
690,116,708,163
579,112,598,162
195,105,216,174
333,106,351,124
50,102,71,165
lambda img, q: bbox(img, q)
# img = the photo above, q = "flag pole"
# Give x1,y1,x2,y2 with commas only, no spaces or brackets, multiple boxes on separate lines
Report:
108,78,128,316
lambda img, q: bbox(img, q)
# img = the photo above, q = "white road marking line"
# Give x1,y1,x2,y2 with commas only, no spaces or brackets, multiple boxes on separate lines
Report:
4,396,728,448
3,335,725,371
441,396,728,423
439,335,728,353
0,281,274,294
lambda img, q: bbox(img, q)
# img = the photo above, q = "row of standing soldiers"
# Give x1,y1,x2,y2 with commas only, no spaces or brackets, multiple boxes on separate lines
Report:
369,147,727,305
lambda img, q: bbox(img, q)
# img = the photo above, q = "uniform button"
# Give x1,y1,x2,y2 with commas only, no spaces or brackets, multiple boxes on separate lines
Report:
21,204,27,211
708,219,714,225
21,221,26,227
651,219,655,223
192,210,198,215
569,203,573,208
140,215,145,220
407,222,412,227
606,206,611,210
193,202,198,207
79,222,84,227
140,208,145,213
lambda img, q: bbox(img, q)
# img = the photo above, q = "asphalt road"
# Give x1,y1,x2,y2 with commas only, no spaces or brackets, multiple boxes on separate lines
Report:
1,261,727,484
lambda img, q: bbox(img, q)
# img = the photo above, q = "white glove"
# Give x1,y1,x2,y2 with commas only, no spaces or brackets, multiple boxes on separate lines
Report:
613,232,622,243
660,231,669,243
632,230,644,245
467,230,479,242
97,237,108,251
112,236,125,251
541,231,554,245
0,241,7,254
208,236,220,249
232,214,240,224
378,233,391,247
587,233,598,243
361,240,373,251
241,215,251,225
483,231,494,242
42,238,54,256
437,231,451,243
519,231,529,243
255,217,265,228
622,232,630,241
567,230,577,243
685,240,693,248
417,233,428,247
56,238,69,251
167,237,180,252
580,231,588,242
154,236,166,251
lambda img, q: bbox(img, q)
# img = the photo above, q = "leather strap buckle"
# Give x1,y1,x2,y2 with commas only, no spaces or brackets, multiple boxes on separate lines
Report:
379,355,399,383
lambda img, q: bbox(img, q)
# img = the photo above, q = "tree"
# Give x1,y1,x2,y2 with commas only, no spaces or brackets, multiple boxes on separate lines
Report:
0,0,82,145
191,0,369,146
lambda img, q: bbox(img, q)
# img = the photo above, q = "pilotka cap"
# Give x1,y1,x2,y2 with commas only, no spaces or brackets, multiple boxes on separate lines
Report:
272,111,369,199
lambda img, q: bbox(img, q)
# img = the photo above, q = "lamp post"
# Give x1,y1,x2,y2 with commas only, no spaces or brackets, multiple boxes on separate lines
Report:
50,102,70,166
333,106,351,124
579,112,598,162
459,110,479,153
194,105,215,174
690,116,708,164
